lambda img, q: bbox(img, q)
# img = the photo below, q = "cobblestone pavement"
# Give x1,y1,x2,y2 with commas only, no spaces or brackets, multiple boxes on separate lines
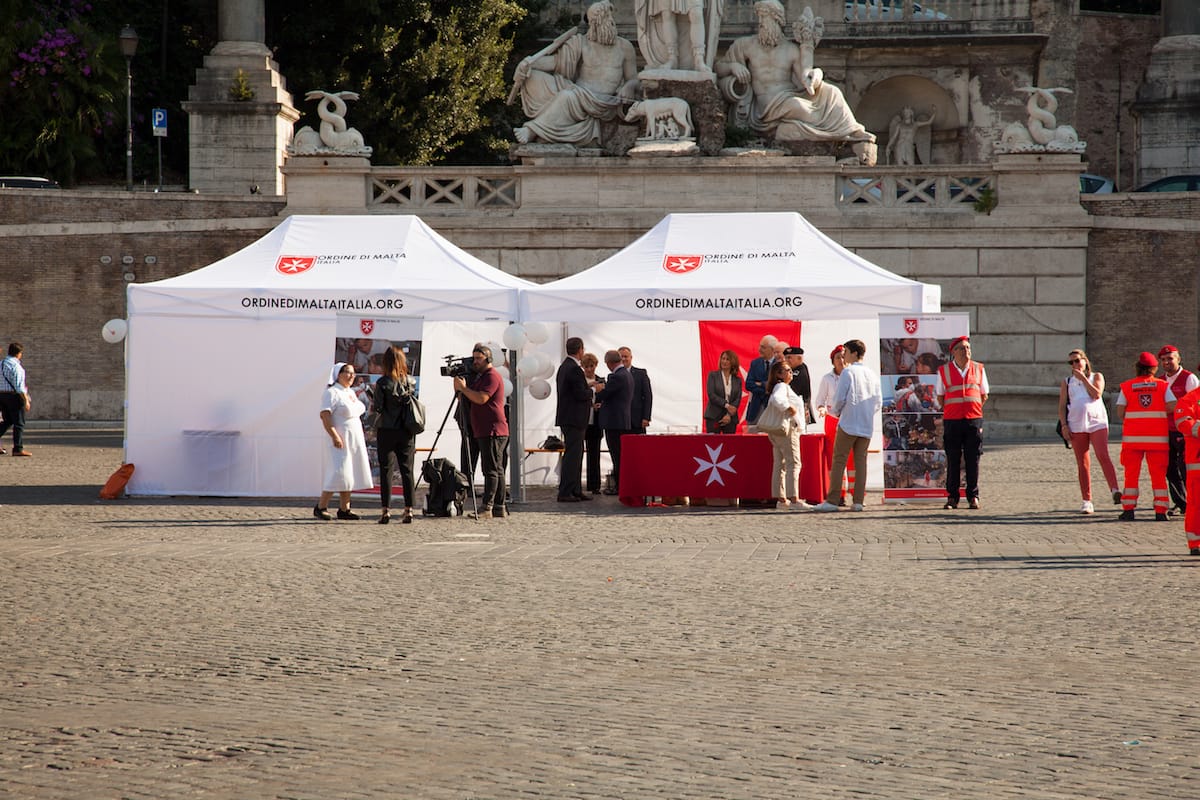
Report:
2,429,1199,799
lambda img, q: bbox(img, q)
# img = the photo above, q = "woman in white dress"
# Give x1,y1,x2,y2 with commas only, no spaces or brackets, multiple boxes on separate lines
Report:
314,362,373,520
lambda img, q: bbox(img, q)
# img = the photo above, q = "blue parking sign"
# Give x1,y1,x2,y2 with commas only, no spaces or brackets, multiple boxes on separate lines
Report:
151,108,167,137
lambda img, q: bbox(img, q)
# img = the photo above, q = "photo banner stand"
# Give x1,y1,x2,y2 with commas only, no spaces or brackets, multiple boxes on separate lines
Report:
878,312,970,504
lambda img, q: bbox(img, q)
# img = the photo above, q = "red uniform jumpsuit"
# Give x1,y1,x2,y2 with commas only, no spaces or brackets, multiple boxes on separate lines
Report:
1119,377,1171,515
1172,387,1200,551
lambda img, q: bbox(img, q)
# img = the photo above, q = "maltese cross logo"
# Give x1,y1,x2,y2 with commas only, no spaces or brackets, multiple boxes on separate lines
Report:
663,254,703,274
360,319,375,336
276,256,315,276
904,318,919,334
693,443,737,486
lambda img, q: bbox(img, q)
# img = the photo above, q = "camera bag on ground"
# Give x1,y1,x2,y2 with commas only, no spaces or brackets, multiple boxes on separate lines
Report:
421,457,469,517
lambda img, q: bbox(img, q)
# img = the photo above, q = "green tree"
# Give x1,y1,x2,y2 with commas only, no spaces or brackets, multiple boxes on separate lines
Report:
270,0,528,165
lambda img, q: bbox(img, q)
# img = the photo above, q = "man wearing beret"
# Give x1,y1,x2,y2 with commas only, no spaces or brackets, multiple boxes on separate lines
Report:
936,335,988,509
784,346,814,425
1158,345,1198,516
1115,351,1177,521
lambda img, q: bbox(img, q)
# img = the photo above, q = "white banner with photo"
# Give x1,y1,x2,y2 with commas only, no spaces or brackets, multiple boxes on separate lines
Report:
878,313,970,502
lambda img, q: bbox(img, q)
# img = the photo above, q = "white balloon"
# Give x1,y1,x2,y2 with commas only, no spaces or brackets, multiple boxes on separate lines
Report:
528,378,551,400
487,341,506,367
102,318,127,343
537,353,556,379
502,323,527,351
517,355,540,377
502,376,514,397
524,321,549,345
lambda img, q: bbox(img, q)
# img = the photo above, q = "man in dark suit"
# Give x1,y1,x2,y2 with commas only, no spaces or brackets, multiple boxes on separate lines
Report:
596,349,634,494
619,346,652,434
784,346,814,425
556,336,594,502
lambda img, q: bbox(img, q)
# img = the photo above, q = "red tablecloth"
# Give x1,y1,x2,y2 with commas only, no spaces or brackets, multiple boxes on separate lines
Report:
618,434,773,506
799,433,828,504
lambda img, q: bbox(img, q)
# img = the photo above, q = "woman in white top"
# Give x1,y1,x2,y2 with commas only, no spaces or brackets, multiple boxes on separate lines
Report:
1058,348,1120,514
763,361,810,510
314,362,374,520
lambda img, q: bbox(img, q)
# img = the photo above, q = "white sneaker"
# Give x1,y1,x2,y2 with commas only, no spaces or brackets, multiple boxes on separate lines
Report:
790,500,813,511
814,501,839,512
1081,500,1094,514
851,503,864,512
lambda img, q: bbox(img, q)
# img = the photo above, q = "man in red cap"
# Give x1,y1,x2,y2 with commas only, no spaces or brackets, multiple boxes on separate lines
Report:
1158,345,1198,515
1171,382,1200,554
936,335,989,509
1115,351,1177,521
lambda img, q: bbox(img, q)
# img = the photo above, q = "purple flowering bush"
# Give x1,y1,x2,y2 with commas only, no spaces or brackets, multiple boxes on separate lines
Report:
1,0,123,185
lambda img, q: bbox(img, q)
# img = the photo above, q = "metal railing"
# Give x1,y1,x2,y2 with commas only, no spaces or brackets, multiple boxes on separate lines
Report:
725,0,1031,25
369,168,520,211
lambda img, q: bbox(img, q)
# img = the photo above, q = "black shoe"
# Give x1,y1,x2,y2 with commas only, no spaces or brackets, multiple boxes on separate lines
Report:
1155,512,1169,522
557,495,582,503
602,489,619,496
336,508,360,520
1190,547,1200,556
968,498,980,510
1118,510,1134,521
943,501,958,510
313,505,332,521
378,511,390,525
837,498,847,507
401,510,414,524
576,493,594,501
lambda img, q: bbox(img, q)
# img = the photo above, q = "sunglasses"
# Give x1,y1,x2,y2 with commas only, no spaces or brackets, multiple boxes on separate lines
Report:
1068,358,1083,364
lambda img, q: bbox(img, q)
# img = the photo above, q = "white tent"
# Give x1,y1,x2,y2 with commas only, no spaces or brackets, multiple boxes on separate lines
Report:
519,211,941,322
125,215,536,496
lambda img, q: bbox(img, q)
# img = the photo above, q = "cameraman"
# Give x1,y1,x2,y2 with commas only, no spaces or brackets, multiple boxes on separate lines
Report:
452,344,508,519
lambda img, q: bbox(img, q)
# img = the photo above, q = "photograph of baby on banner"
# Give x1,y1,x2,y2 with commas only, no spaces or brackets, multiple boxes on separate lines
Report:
334,314,425,493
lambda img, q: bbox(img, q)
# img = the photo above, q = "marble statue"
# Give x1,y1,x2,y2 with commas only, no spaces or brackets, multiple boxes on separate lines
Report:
511,1,639,147
289,90,372,156
715,3,876,163
625,97,694,139
887,105,936,165
634,0,724,73
996,86,1086,154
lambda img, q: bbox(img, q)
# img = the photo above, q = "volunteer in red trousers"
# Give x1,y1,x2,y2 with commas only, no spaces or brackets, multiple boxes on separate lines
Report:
1115,351,1177,521
1172,382,1200,554
814,345,850,505
1158,345,1198,515
937,335,989,510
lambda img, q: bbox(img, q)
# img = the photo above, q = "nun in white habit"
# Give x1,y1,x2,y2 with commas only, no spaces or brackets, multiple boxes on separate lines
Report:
314,361,373,520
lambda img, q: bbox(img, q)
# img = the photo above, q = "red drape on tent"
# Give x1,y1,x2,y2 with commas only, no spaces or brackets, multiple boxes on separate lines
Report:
698,320,801,432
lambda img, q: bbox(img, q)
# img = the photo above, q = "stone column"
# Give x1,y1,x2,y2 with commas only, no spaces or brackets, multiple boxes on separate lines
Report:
1131,1,1200,186
182,0,298,195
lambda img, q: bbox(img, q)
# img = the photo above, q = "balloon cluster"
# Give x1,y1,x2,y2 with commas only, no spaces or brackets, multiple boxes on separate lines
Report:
502,321,556,401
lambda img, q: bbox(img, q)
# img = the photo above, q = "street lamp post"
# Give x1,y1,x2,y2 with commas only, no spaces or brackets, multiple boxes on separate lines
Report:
119,26,138,191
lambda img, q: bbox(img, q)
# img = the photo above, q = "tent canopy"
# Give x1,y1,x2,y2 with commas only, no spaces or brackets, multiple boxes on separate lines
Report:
129,214,534,321
519,212,941,322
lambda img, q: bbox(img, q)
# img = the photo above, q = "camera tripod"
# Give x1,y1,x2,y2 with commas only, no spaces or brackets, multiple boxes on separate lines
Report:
419,390,480,519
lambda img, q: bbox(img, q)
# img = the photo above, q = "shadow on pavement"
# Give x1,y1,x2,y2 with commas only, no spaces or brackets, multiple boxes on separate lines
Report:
941,554,1200,571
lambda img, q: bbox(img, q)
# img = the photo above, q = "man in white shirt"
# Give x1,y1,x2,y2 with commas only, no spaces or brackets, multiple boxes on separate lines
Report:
815,339,881,512
0,342,31,456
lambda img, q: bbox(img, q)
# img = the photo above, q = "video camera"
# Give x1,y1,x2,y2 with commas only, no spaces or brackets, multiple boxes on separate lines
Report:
440,355,475,378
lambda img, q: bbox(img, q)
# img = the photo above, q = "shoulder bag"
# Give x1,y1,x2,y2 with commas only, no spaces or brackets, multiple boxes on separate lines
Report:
755,401,788,435
1055,378,1070,448
401,377,427,435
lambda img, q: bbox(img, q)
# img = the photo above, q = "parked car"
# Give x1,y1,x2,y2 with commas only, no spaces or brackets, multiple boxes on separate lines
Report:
0,176,61,189
1133,174,1200,192
845,0,949,21
1080,174,1114,194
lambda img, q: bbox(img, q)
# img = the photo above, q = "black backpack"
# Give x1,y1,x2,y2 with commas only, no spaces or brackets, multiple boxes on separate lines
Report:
421,458,468,517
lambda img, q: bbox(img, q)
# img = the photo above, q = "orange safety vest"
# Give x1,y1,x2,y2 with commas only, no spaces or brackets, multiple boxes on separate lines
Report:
1175,387,1200,458
1120,377,1170,450
939,361,984,420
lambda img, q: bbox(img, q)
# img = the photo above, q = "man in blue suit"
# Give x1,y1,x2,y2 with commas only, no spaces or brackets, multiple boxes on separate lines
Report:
596,349,634,494
619,346,653,435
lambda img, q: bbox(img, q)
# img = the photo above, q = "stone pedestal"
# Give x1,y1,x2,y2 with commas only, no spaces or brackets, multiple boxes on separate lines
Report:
183,42,298,195
281,156,371,214
638,70,725,156
991,153,1088,213
1132,35,1200,186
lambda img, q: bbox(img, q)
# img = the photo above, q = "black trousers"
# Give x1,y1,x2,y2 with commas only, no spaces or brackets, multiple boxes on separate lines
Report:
943,417,983,501
0,392,25,452
1167,431,1187,511
604,428,627,490
584,423,603,493
558,424,586,498
377,427,416,509
476,435,508,511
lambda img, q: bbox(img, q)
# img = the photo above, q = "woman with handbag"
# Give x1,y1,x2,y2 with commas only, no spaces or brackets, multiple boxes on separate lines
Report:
373,346,420,524
1058,348,1120,514
759,361,810,510
315,362,374,521
703,350,743,433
